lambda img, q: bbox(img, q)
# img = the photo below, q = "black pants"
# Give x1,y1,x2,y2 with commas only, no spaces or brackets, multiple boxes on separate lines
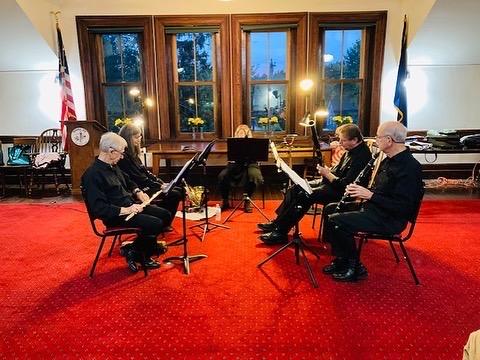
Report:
218,163,263,200
273,182,341,234
325,202,406,261
107,204,171,257
148,186,182,226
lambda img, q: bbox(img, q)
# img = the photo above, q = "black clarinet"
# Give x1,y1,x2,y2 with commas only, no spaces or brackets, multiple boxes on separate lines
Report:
334,153,379,212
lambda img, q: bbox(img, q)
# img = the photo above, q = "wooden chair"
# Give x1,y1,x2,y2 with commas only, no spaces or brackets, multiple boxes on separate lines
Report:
81,188,144,278
29,129,69,196
354,189,425,285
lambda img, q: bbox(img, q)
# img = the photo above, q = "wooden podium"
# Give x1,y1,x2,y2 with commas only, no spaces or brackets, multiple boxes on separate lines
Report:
65,120,106,195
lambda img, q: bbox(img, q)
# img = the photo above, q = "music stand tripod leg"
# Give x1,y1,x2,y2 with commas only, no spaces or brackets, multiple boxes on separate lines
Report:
189,188,229,242
164,182,207,274
257,223,319,288
222,194,270,224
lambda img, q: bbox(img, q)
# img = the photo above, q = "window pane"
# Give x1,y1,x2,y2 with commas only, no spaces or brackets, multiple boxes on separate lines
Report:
103,35,122,82
104,86,124,130
177,33,195,82
178,86,196,132
250,32,287,81
197,86,214,131
324,82,341,131
343,31,361,79
121,34,141,82
324,30,342,80
342,82,360,122
176,32,213,82
195,34,213,81
250,84,286,132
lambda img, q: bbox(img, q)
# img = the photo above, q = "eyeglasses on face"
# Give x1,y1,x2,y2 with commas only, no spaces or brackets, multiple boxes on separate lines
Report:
375,135,391,140
110,147,125,155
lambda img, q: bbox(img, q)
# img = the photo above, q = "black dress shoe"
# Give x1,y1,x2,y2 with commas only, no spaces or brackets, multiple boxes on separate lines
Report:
322,257,347,275
332,263,368,282
260,231,288,245
125,250,139,273
144,258,161,269
257,222,276,232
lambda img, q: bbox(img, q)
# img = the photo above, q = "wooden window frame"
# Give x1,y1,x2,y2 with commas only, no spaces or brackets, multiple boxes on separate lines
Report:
308,12,387,136
76,16,157,140
231,13,307,136
154,15,230,140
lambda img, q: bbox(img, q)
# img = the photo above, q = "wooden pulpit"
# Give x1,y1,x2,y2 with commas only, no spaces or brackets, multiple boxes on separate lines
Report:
65,120,106,195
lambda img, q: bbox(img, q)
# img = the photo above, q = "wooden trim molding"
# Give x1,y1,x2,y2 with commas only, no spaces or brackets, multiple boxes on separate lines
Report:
231,13,308,136
76,16,156,138
154,15,231,140
308,11,387,136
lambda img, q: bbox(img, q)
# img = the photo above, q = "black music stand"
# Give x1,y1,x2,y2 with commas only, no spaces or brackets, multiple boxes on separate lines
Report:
189,140,230,242
222,138,270,224
257,158,320,288
164,154,207,274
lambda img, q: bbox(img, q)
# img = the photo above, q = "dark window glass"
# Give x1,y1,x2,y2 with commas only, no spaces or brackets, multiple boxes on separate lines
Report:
176,32,216,133
248,31,288,133
101,33,143,131
322,29,363,131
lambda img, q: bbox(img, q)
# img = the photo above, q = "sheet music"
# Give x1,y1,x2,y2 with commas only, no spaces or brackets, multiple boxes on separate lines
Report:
269,141,281,169
278,158,313,195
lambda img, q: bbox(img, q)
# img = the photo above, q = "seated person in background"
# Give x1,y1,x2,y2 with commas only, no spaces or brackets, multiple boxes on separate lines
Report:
218,125,263,212
323,121,424,282
81,132,170,273
117,124,181,231
258,124,372,245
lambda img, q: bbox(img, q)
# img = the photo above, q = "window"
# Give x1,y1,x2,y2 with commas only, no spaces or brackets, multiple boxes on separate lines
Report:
321,29,363,130
309,12,387,135
101,33,143,130
77,16,156,138
232,13,307,136
248,31,288,133
174,32,216,134
155,16,230,140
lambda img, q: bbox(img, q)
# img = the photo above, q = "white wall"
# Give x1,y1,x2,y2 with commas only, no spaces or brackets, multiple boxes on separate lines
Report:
2,0,479,139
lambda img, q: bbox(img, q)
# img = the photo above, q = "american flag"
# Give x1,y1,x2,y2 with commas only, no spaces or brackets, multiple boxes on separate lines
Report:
57,24,77,149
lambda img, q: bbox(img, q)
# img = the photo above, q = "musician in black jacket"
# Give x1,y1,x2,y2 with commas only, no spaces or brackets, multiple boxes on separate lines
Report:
81,132,170,273
258,124,372,244
323,121,424,282
117,124,181,230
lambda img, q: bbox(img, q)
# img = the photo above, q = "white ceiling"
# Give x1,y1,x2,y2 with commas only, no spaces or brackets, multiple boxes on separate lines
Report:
0,0,479,71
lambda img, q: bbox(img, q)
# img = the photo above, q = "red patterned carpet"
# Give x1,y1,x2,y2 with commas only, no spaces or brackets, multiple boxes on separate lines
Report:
0,199,479,358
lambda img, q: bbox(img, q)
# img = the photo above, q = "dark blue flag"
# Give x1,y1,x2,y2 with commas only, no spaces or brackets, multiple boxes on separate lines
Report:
394,15,408,126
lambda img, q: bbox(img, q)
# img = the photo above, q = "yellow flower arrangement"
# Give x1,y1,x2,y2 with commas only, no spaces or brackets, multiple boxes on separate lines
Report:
258,116,279,126
187,117,205,127
332,115,353,126
114,117,133,127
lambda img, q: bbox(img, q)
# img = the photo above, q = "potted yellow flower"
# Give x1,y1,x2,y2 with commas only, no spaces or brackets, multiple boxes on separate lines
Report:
187,117,205,139
258,116,279,135
114,117,133,128
332,115,353,127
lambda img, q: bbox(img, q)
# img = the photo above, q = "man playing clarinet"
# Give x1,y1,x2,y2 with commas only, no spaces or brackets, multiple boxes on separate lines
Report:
258,124,372,244
323,121,424,282
81,132,170,273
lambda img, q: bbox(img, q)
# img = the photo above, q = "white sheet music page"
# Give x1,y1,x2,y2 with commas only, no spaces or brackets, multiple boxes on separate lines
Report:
269,141,282,169
278,158,313,195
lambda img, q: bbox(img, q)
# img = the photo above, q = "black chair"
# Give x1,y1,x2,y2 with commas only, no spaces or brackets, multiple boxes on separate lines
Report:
29,129,69,196
354,190,424,285
81,189,144,278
